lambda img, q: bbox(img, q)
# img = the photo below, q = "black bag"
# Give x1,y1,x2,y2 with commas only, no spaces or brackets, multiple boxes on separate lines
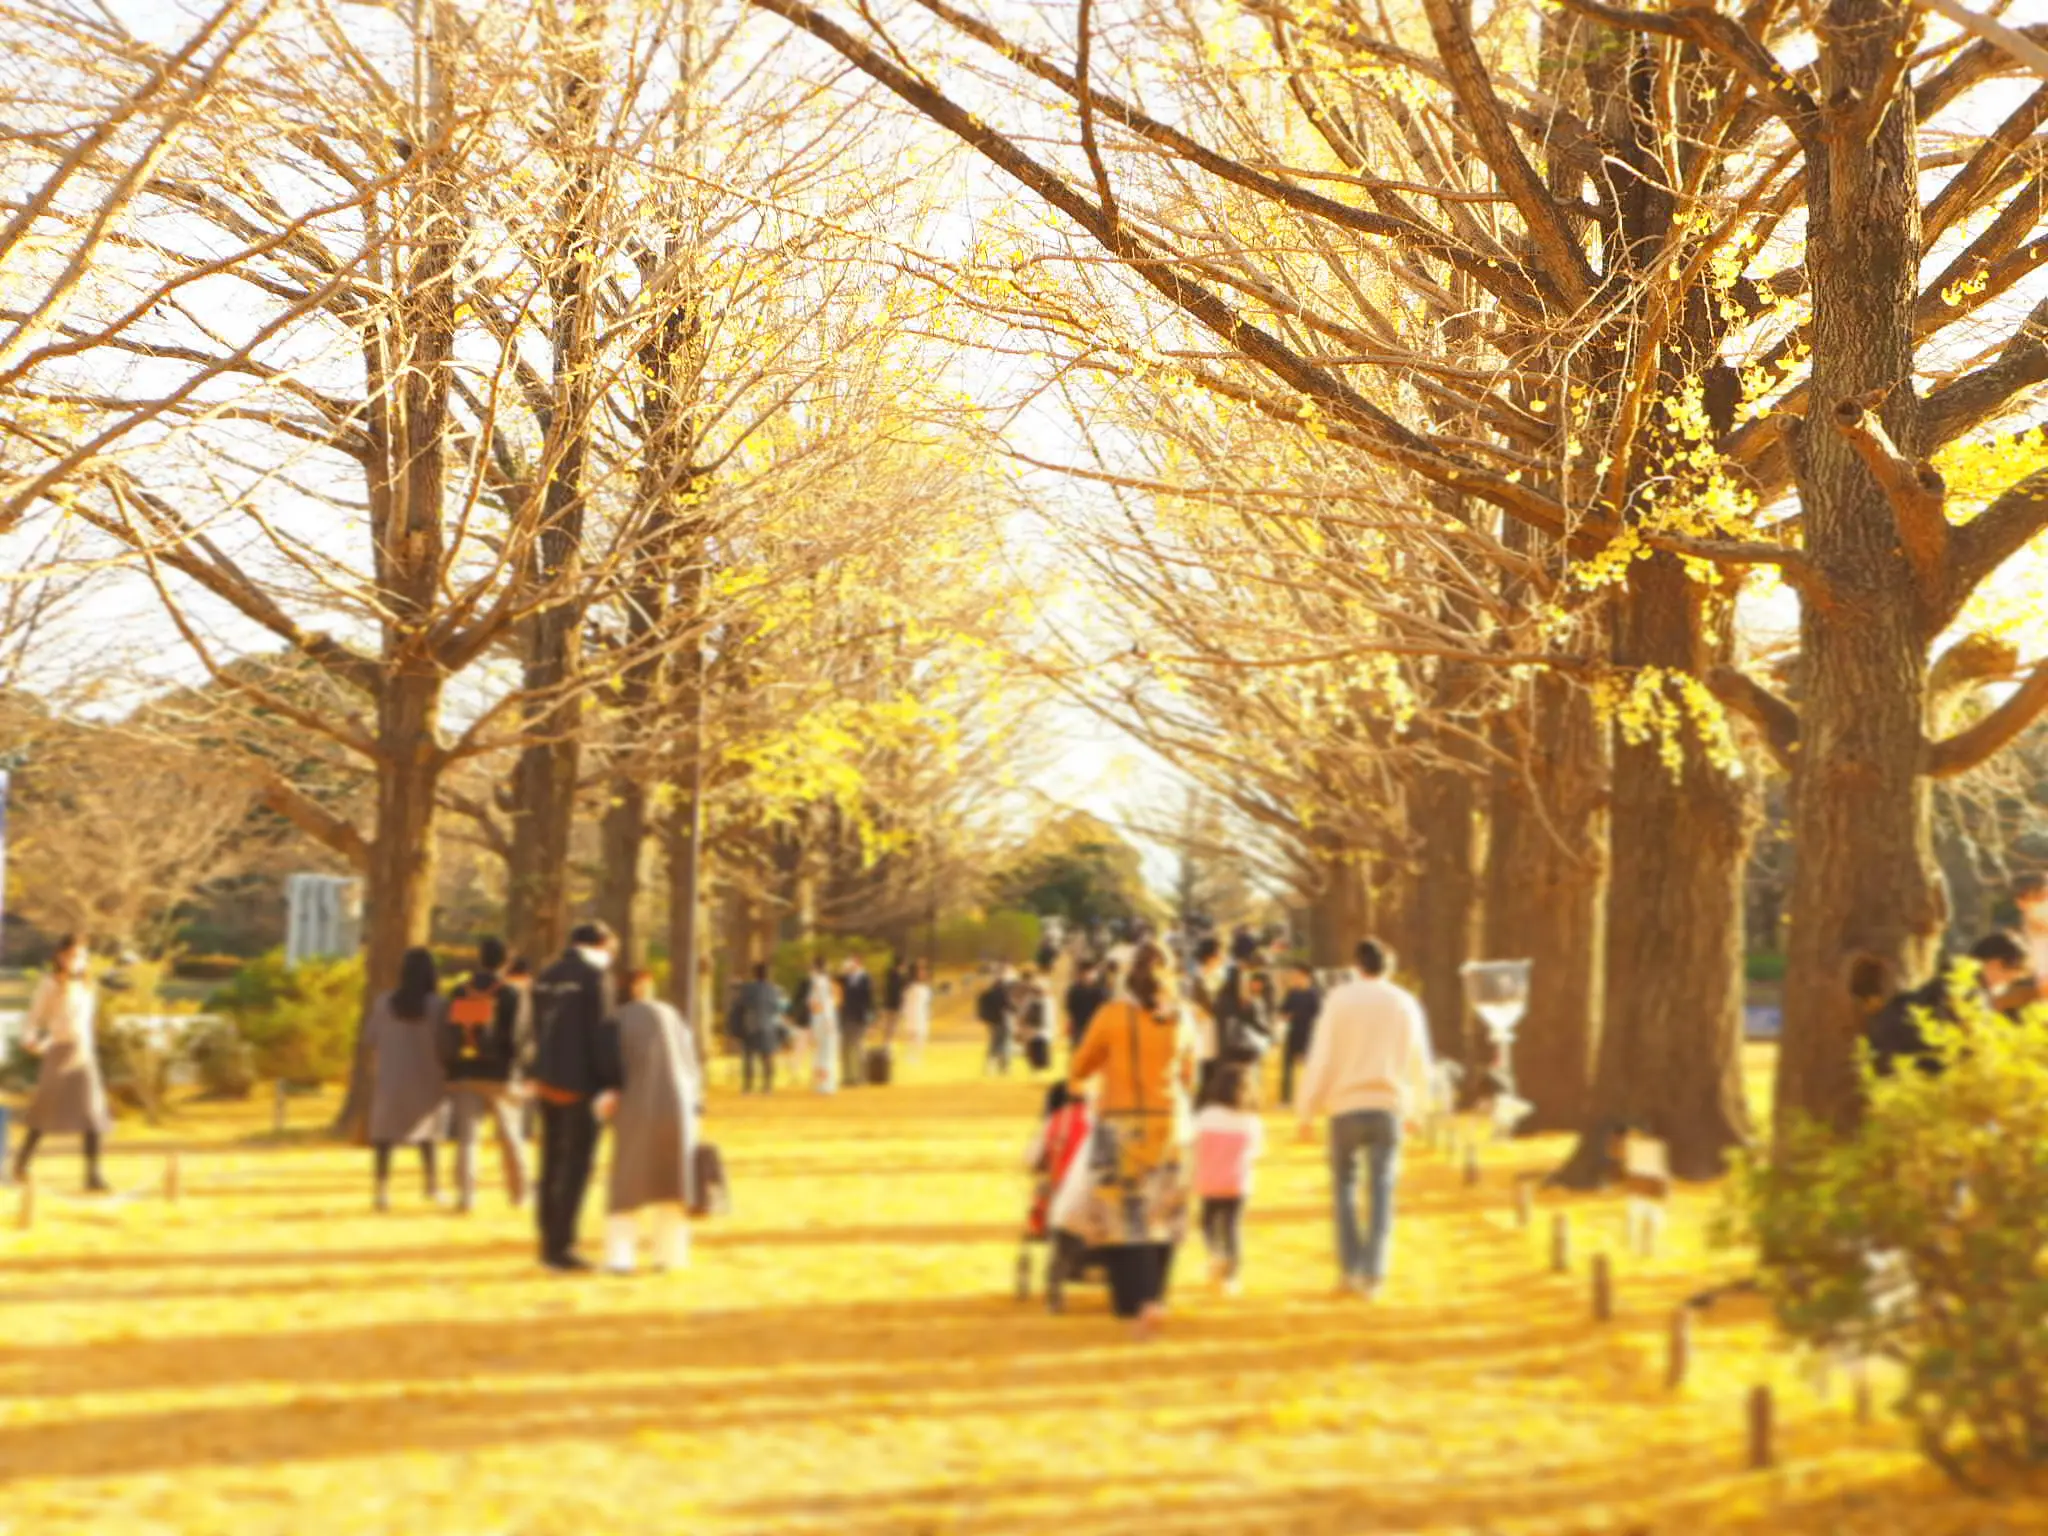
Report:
1025,1034,1051,1072
690,1142,730,1217
864,1044,893,1086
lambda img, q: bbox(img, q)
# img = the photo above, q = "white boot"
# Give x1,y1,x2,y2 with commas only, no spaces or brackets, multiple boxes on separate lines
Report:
653,1205,690,1272
604,1214,638,1275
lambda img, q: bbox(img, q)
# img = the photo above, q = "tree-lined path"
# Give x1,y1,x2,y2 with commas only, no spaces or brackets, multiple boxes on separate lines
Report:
0,1015,1987,1534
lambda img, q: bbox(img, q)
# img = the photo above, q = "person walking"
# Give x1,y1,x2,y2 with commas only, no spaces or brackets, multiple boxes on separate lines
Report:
1063,959,1107,1055
10,934,111,1192
883,955,910,1041
600,968,702,1274
839,955,876,1087
1193,1062,1265,1296
900,958,934,1064
1066,940,1197,1336
730,962,783,1094
977,967,1016,1076
364,947,450,1212
530,922,622,1271
1295,939,1432,1300
1277,965,1323,1107
441,937,526,1213
804,956,840,1094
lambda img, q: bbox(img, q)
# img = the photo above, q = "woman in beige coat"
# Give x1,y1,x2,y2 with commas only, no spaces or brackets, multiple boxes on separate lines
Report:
11,934,111,1191
599,969,701,1274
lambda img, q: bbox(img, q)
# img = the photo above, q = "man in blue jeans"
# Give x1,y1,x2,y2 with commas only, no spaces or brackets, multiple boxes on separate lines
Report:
1293,939,1434,1299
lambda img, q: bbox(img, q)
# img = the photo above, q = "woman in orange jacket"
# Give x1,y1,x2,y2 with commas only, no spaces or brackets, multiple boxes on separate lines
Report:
1066,939,1197,1334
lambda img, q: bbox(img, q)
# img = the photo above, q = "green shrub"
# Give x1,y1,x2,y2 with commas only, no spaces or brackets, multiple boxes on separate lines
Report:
1744,950,1788,984
1731,982,2048,1482
931,908,1043,969
96,961,203,1120
207,950,365,1086
171,953,248,982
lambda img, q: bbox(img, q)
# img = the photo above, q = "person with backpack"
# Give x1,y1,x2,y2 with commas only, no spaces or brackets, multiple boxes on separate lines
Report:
441,937,526,1212
529,922,622,1271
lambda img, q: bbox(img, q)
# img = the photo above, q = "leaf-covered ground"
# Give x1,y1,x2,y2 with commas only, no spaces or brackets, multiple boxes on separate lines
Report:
1,1026,2034,1534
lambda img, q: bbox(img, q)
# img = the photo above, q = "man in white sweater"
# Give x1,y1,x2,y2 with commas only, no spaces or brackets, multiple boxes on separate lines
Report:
1294,939,1433,1298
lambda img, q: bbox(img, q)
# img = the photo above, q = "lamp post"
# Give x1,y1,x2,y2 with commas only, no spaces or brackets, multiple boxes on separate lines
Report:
1460,958,1534,1138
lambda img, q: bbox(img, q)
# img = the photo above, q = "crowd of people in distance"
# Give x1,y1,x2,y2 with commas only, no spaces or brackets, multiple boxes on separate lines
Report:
725,953,935,1094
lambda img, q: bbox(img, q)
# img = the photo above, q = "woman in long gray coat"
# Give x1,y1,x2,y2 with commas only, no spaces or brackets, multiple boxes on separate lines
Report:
599,968,701,1273
11,934,111,1191
363,946,449,1211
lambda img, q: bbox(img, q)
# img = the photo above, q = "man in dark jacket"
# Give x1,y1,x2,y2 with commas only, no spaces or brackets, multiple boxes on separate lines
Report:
728,962,783,1094
1866,932,2032,1077
442,936,527,1212
978,969,1016,1075
1064,960,1107,1052
1277,965,1323,1107
530,921,621,1270
839,956,877,1086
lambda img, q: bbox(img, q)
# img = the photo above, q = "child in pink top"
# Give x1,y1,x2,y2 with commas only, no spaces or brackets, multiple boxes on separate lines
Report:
1192,1063,1265,1294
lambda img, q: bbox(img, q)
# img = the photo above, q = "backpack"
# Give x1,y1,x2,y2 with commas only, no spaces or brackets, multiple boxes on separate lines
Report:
444,981,500,1067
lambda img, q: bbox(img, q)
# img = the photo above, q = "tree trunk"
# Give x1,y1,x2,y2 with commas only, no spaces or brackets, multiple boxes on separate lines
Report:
1483,673,1605,1135
597,776,647,965
1410,760,1477,1066
506,719,579,966
332,670,445,1135
1305,842,1369,969
1777,18,1941,1133
1559,555,1751,1184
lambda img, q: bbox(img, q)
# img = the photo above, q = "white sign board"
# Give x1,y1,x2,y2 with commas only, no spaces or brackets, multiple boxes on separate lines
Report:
285,874,362,967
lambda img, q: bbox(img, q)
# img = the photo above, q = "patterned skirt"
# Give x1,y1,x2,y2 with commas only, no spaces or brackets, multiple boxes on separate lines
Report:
1066,1111,1188,1248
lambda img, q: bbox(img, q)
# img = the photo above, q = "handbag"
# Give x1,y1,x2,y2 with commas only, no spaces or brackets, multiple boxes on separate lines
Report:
690,1141,730,1218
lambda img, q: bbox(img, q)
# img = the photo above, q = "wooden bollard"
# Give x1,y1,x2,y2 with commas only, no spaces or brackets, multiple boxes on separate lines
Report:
1513,1179,1534,1229
15,1176,33,1231
1462,1142,1481,1187
163,1152,181,1203
273,1079,288,1135
1747,1385,1775,1470
1853,1360,1873,1424
1550,1212,1571,1273
1666,1307,1691,1389
1591,1253,1613,1322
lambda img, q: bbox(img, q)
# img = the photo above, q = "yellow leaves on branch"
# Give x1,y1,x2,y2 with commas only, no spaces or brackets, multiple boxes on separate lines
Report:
1591,666,1742,780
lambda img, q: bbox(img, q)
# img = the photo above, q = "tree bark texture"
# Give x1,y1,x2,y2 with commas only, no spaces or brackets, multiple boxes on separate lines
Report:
1560,555,1752,1183
1777,7,1943,1133
1411,759,1478,1067
1305,842,1370,969
597,776,648,966
1483,673,1605,1135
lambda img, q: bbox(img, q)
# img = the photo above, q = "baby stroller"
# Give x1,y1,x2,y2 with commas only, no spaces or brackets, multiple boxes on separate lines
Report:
1014,1084,1106,1313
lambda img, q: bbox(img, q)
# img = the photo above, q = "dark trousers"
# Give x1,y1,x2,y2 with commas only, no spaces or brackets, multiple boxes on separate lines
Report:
743,1046,775,1093
373,1141,438,1193
1201,1196,1245,1276
1280,1048,1307,1107
841,1023,869,1086
13,1128,102,1188
537,1099,600,1263
1104,1241,1174,1318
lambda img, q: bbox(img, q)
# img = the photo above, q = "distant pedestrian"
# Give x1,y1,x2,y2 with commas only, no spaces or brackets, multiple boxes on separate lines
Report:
1277,965,1323,1106
530,922,622,1271
600,969,702,1274
978,968,1016,1075
441,937,526,1212
729,962,783,1093
839,955,876,1086
10,934,110,1192
1295,939,1432,1300
1064,959,1107,1053
900,959,934,1063
364,946,449,1212
804,956,840,1094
